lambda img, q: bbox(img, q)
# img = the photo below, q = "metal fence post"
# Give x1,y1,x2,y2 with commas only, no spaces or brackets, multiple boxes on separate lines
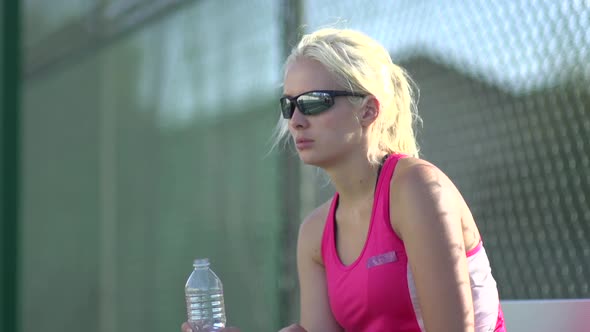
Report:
1,1,22,332
278,0,304,326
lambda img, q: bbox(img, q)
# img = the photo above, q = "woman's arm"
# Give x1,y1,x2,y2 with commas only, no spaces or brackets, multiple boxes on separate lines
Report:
394,162,474,332
297,205,343,332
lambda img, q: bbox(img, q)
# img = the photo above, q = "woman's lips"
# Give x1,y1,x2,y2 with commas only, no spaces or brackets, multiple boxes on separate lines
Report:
295,138,314,149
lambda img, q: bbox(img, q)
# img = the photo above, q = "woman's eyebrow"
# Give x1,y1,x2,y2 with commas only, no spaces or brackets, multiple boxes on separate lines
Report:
282,90,313,98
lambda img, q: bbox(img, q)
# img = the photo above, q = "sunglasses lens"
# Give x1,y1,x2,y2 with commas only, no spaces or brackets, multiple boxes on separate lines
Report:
298,92,333,115
280,98,293,119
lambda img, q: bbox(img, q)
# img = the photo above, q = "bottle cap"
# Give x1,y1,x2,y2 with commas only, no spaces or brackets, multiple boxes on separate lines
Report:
193,258,210,267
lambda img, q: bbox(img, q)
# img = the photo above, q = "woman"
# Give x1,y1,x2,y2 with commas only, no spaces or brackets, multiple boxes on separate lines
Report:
183,28,506,332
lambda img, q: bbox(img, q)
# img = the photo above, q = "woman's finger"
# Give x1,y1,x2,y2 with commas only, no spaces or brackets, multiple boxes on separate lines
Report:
180,322,192,332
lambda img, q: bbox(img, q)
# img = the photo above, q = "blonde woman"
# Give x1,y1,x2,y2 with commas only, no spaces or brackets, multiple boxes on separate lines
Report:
183,28,506,332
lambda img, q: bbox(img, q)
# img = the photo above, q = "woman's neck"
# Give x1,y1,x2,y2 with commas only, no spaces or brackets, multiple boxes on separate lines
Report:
324,154,382,205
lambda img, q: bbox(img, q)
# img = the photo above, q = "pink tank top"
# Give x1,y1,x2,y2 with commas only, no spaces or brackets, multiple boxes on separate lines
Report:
321,154,506,331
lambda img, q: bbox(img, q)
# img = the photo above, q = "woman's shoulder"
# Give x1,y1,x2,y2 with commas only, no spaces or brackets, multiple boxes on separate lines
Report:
392,156,454,190
299,199,332,243
390,156,461,219
298,199,333,264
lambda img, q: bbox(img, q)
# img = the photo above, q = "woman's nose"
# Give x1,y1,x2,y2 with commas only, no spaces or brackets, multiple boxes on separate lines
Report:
289,107,309,129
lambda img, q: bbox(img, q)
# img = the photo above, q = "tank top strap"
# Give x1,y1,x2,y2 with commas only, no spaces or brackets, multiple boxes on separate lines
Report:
377,153,407,192
321,192,339,265
372,153,407,246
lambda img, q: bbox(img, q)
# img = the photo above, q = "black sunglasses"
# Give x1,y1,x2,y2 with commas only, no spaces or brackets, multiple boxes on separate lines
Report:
280,90,366,119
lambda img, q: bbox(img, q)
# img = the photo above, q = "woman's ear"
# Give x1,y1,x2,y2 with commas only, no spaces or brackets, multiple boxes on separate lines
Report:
359,96,380,127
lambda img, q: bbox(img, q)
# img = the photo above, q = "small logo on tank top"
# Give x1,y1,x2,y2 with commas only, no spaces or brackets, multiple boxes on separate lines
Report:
366,251,397,268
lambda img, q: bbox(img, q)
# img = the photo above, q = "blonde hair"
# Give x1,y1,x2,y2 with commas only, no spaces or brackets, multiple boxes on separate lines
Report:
272,28,421,164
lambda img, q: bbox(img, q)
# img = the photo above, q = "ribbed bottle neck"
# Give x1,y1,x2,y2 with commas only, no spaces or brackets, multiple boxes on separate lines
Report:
193,258,210,268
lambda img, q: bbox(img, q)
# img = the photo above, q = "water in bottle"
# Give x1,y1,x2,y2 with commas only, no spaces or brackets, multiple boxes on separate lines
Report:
185,258,226,331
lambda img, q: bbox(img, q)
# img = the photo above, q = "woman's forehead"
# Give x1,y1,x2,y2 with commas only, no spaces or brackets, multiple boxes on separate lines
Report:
283,58,340,95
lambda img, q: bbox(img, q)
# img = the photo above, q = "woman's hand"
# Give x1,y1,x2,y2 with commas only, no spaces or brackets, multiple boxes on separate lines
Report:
279,323,307,332
180,322,240,332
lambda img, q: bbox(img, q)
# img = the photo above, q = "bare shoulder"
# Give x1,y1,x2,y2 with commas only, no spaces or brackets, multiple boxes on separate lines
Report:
390,157,462,234
298,199,333,265
393,157,453,188
391,157,462,205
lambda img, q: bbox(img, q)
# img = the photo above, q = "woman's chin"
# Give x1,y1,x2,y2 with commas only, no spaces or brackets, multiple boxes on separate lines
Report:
297,151,330,168
297,151,318,165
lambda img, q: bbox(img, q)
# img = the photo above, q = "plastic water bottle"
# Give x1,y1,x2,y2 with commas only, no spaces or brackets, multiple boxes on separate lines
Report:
185,258,227,331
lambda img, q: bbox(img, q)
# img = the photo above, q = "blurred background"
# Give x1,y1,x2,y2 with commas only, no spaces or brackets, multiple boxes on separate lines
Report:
1,0,589,331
